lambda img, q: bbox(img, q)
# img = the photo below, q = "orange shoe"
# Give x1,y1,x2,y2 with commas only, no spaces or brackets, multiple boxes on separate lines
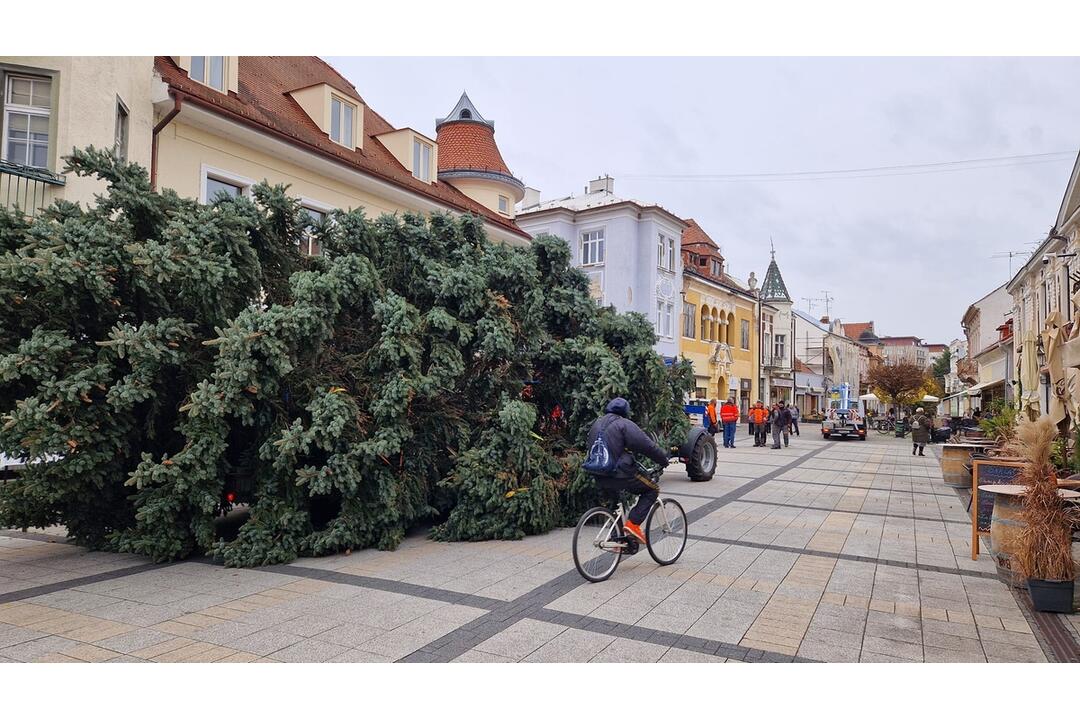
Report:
623,520,647,544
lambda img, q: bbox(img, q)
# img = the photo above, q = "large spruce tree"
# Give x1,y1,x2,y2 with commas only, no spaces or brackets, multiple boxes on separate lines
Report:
0,149,692,566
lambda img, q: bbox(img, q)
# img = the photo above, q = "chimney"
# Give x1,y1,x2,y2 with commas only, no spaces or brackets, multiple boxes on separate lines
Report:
587,175,614,194
522,187,541,208
820,315,830,325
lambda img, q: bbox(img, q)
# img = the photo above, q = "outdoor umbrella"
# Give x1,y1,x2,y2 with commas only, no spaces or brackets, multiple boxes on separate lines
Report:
921,394,940,403
858,393,877,400
1019,330,1040,417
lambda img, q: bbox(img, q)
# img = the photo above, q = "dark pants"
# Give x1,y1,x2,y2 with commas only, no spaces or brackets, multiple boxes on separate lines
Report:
791,419,799,436
723,421,737,448
753,423,768,446
598,474,659,525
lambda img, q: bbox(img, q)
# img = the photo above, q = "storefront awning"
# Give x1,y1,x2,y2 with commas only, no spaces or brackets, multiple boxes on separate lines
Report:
966,379,1005,396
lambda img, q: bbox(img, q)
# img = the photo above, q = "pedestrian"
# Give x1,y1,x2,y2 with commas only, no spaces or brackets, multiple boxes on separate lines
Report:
706,399,718,436
910,407,931,456
720,398,740,448
770,401,792,449
789,404,801,436
750,401,769,447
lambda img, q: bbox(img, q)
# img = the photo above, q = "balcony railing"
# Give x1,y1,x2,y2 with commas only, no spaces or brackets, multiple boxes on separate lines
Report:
763,354,790,369
1,160,65,217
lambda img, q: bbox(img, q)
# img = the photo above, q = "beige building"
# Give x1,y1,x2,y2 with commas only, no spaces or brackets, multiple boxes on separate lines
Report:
1,57,156,212
1,56,529,247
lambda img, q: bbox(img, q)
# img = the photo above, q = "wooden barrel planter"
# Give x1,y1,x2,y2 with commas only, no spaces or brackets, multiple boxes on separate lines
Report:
988,490,1025,587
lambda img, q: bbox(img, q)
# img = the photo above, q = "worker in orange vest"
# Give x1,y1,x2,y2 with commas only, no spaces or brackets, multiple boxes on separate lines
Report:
749,401,770,447
719,398,740,448
705,399,719,435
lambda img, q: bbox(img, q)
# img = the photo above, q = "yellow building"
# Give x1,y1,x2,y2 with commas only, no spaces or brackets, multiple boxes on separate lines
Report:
0,57,156,213
0,56,529,246
152,57,529,247
679,220,759,416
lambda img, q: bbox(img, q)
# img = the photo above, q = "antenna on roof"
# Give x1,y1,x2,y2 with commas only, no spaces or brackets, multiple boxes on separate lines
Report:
801,297,818,313
819,290,834,318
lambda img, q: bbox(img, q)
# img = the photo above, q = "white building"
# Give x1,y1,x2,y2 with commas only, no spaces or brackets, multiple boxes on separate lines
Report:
758,250,795,403
961,283,1013,408
516,176,686,359
792,309,865,405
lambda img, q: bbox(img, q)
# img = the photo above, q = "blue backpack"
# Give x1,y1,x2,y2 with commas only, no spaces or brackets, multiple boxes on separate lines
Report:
582,416,619,475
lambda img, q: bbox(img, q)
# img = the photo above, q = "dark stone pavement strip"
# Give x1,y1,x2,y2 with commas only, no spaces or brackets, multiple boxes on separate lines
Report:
664,492,970,525
252,564,505,611
0,561,163,604
396,444,835,663
1011,585,1080,663
531,607,815,663
685,533,1001,580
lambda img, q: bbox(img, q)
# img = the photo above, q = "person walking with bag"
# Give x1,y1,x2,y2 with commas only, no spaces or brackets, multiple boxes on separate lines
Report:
910,407,931,456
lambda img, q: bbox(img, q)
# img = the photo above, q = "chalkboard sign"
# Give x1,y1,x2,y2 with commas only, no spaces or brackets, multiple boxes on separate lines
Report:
970,460,1024,560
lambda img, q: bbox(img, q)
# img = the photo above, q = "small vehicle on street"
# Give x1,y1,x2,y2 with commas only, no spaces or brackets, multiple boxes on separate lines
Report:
572,463,688,582
820,385,866,440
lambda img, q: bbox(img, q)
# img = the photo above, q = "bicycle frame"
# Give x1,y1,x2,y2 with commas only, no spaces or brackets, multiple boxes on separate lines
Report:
592,496,673,551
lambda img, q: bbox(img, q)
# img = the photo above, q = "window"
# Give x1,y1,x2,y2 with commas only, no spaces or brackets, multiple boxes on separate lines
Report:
657,234,675,271
581,229,605,266
114,98,129,162
656,301,674,338
298,207,327,256
683,302,696,338
205,177,243,201
412,138,432,181
189,56,225,91
498,195,509,215
774,334,786,362
330,96,355,148
3,75,51,168
711,259,722,276
585,270,604,304
201,165,252,203
740,319,750,350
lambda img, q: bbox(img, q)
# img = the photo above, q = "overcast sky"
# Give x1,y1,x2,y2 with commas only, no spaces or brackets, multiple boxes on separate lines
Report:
327,57,1080,344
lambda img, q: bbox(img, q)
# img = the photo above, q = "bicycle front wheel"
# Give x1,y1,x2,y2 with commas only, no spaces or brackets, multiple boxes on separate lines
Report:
573,507,622,582
646,498,687,566
875,421,891,435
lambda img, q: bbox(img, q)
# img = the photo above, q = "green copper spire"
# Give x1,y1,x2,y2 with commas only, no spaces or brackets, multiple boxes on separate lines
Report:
760,243,791,303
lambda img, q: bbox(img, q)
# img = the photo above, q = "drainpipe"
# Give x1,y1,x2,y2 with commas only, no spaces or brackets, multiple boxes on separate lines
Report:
151,93,182,191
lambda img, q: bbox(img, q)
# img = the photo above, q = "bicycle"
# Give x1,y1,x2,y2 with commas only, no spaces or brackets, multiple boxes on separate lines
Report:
874,417,896,434
571,463,688,583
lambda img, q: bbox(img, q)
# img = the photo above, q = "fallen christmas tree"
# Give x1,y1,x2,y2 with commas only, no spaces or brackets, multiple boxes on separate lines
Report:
0,149,693,566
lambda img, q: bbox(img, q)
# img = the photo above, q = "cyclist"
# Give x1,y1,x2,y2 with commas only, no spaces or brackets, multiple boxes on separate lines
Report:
584,398,670,544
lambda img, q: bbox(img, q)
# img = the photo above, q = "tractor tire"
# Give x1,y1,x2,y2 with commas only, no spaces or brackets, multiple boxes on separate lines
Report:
686,432,717,482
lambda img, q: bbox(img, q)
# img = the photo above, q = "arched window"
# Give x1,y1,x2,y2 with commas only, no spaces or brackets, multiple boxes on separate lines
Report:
700,305,710,340
711,308,719,342
460,109,472,119
727,312,736,345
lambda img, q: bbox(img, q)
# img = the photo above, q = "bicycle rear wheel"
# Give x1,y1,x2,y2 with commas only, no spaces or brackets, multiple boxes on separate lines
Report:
645,498,687,566
573,507,622,582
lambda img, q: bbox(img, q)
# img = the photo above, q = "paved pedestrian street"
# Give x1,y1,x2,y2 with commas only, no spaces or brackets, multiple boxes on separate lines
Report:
2,434,1078,663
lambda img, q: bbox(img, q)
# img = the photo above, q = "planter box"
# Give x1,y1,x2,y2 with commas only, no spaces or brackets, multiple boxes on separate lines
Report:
1028,578,1075,613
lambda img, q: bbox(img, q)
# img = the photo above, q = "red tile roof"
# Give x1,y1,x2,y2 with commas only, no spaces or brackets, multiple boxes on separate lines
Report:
879,336,922,346
436,122,512,175
842,321,874,341
153,56,527,239
794,358,815,373
682,218,720,252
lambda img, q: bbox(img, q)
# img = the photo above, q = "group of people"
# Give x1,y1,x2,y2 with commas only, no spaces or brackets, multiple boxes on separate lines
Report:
705,398,800,450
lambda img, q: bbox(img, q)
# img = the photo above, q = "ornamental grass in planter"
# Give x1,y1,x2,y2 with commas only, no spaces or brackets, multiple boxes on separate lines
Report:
1006,416,1079,613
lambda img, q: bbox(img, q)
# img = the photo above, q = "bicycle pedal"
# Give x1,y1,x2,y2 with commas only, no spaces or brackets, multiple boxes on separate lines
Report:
615,536,640,555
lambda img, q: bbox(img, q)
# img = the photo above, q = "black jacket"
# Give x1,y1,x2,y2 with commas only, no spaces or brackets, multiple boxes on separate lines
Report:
770,407,792,430
585,398,669,479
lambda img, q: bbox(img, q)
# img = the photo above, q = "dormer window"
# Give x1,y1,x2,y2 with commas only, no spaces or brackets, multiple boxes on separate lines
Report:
459,109,472,120
498,195,509,215
412,138,432,181
189,56,226,91
330,95,355,148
